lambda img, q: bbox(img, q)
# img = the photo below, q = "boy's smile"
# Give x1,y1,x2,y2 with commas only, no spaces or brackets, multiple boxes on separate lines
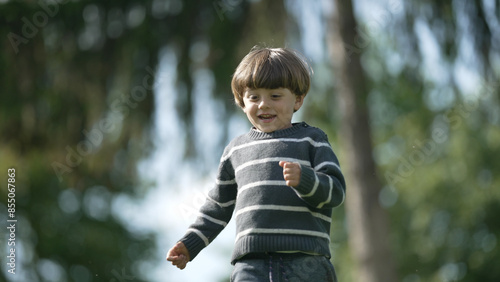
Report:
243,88,304,133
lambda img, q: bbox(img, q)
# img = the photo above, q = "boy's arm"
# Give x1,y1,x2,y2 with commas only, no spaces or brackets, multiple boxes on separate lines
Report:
174,159,237,263
281,134,346,209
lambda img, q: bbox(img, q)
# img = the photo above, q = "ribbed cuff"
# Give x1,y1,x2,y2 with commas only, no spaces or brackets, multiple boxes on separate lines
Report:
179,232,207,261
295,165,316,196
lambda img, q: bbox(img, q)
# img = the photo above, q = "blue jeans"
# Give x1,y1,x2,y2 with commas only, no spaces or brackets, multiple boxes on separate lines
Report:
231,254,338,282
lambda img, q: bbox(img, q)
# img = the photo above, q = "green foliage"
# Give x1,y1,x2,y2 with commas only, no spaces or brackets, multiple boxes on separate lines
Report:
304,0,499,281
0,0,251,280
358,1,500,280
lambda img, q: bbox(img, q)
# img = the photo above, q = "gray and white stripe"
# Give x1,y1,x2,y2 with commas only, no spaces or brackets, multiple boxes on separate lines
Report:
235,204,332,223
235,228,331,243
221,137,331,162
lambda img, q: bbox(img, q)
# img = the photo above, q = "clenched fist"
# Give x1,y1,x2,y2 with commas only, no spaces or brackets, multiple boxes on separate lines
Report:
166,242,190,270
279,161,301,187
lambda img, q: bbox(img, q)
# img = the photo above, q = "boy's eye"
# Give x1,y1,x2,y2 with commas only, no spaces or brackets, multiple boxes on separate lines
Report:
247,95,259,101
271,94,281,99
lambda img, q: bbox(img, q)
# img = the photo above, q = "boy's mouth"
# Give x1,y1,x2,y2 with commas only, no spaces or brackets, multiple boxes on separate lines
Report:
258,114,276,121
257,114,277,123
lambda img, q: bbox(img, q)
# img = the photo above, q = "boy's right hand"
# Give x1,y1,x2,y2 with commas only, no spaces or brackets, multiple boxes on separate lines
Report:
166,242,191,270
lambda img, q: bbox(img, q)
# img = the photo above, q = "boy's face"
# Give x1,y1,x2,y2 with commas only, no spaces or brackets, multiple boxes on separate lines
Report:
242,88,304,133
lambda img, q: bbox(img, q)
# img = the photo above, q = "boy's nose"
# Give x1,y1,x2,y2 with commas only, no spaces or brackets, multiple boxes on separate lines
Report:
258,98,270,109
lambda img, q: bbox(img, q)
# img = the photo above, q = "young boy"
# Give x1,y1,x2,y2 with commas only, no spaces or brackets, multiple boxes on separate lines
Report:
167,46,346,281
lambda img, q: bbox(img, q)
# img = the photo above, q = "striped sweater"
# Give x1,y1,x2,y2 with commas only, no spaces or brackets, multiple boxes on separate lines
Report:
179,122,346,264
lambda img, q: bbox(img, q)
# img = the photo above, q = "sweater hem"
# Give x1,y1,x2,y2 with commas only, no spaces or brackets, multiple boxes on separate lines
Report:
231,234,331,264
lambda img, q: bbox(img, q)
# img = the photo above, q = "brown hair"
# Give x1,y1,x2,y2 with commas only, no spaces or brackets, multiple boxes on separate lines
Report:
231,46,312,108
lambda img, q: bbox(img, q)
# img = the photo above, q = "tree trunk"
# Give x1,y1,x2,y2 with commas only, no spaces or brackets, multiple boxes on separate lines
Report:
327,1,398,281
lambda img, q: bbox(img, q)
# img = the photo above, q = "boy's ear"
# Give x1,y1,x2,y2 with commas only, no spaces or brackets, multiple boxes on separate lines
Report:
294,94,305,111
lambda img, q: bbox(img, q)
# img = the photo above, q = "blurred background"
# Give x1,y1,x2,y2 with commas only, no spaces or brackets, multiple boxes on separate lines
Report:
1,0,499,281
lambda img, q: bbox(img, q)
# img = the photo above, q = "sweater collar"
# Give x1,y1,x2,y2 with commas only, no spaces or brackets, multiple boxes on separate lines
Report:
247,122,307,139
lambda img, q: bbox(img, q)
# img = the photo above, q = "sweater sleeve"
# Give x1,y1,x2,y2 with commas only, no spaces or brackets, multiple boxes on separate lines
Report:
179,156,237,261
293,131,346,209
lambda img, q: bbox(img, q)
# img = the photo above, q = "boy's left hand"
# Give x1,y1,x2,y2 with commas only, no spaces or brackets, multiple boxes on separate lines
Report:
166,242,190,270
279,161,301,187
